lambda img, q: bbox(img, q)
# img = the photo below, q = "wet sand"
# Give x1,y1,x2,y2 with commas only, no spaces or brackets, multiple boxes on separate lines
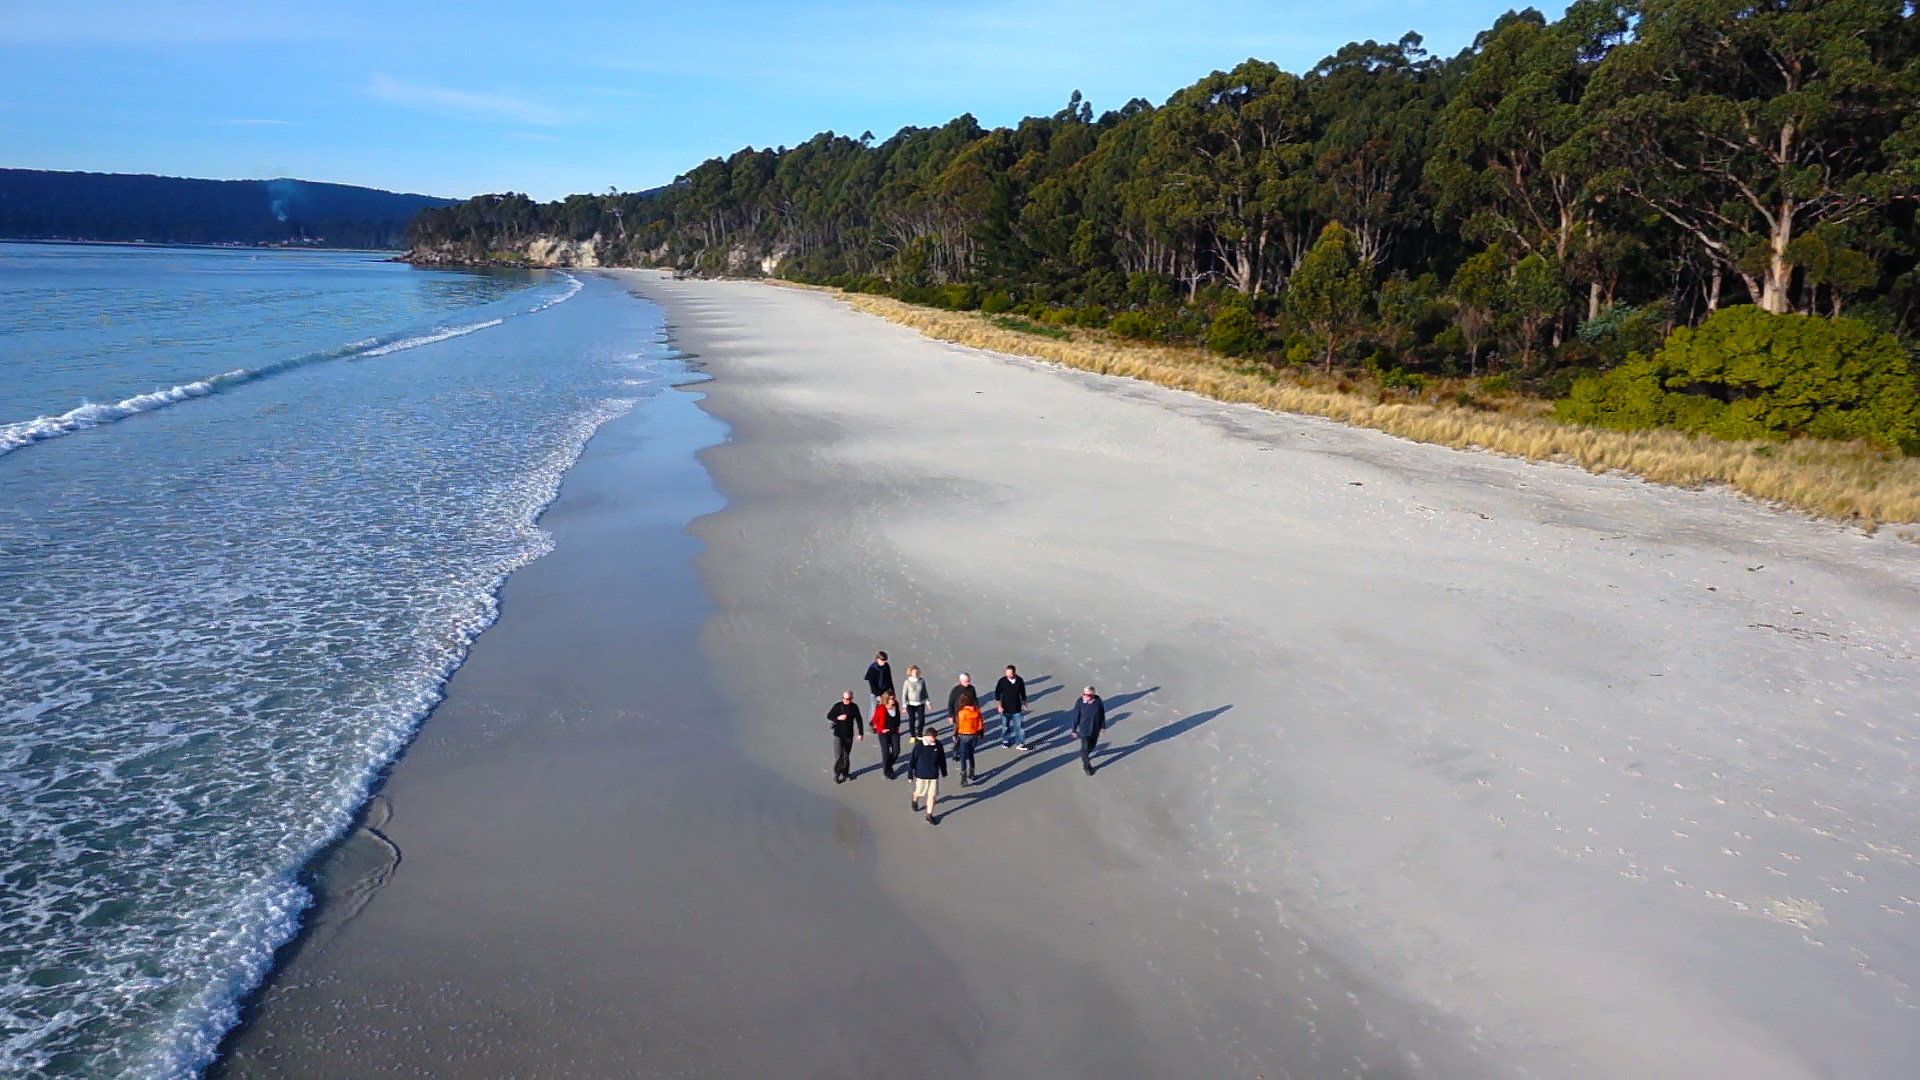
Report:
214,313,982,1076
219,271,1920,1078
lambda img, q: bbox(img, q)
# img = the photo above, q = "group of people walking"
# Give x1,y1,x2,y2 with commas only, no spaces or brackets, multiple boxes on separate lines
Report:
829,650,1108,824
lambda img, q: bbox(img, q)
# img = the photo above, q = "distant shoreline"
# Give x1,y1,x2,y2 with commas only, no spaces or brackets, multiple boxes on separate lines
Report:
0,237,405,255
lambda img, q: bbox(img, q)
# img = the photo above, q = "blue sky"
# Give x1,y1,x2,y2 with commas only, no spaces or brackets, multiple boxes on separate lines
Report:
1,1,1562,201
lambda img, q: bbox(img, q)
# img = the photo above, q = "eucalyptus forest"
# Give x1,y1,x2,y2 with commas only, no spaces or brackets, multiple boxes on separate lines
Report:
409,1,1920,449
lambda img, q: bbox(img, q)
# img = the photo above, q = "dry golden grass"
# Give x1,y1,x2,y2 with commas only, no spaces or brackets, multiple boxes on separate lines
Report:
833,292,1920,527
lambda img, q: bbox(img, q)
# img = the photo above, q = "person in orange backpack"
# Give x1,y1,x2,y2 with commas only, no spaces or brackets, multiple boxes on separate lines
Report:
948,673,982,785
871,689,903,779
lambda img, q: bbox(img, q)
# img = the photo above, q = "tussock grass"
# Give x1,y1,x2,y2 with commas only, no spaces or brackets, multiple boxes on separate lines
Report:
838,292,1920,526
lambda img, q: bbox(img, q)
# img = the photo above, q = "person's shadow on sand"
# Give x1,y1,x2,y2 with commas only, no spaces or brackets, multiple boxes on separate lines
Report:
941,699,1229,818
1093,705,1232,771
1029,685,1160,749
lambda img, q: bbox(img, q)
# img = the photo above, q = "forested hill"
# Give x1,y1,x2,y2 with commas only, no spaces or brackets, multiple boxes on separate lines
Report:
408,1,1920,368
1,170,454,249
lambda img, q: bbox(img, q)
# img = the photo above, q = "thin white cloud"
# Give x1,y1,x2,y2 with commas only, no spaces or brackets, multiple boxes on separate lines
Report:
366,74,569,127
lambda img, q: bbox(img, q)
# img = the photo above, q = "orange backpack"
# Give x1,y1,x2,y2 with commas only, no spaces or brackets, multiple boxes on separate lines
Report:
955,704,982,735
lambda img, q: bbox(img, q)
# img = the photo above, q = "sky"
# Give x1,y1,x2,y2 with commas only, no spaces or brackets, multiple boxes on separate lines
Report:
0,0,1565,201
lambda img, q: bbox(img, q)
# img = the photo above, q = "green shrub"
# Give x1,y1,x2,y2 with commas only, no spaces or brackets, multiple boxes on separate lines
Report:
1039,306,1073,326
1555,306,1920,452
980,290,1014,314
1073,304,1108,328
1381,369,1427,392
1206,306,1266,357
989,315,1072,340
933,283,979,310
1480,374,1514,395
1577,302,1669,364
1108,311,1157,339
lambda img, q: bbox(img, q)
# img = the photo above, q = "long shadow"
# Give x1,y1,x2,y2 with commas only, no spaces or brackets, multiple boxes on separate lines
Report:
939,703,1225,818
1103,686,1161,711
1028,710,1128,752
1093,705,1233,772
936,744,1085,818
1030,685,1159,744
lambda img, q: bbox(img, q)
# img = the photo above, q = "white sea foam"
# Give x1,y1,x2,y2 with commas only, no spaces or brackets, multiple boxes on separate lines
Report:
0,372,243,454
528,272,585,312
0,267,664,1078
0,274,581,459
359,318,504,357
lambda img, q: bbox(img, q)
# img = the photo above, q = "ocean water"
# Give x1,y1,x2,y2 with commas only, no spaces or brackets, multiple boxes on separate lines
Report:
0,244,665,1076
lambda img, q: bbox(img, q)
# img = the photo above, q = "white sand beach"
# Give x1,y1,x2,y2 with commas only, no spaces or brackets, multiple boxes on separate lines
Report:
639,272,1920,1077
220,271,1920,1078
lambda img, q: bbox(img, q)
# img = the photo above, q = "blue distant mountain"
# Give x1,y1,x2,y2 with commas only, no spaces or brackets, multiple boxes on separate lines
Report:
0,169,456,249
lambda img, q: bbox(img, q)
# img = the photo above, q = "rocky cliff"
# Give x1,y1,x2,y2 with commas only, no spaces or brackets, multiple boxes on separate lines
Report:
406,233,607,268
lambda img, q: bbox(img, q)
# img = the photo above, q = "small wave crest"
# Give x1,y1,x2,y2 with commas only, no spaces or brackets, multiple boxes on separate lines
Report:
0,274,585,459
528,273,584,313
359,318,503,358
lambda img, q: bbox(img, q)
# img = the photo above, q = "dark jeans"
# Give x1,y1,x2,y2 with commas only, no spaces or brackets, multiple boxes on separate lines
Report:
953,733,979,777
1079,734,1099,773
905,703,927,736
878,731,901,777
833,735,853,780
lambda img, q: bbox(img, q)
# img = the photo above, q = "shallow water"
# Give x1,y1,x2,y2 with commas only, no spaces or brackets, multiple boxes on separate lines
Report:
0,245,661,1076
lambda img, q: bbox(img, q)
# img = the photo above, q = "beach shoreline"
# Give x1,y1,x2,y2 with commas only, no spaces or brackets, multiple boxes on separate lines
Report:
216,269,1919,1077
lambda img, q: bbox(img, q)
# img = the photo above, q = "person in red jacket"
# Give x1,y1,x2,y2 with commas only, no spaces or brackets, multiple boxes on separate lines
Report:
871,689,903,779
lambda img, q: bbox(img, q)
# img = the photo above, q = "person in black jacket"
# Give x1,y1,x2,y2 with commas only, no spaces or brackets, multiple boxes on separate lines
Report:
1070,686,1105,776
907,729,947,823
945,672,977,719
828,691,863,783
863,651,894,714
994,664,1029,751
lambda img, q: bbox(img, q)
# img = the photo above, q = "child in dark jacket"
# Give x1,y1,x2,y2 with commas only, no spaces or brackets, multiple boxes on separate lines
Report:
907,730,947,823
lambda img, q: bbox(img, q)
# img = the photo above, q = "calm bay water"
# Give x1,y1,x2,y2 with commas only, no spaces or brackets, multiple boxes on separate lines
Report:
0,244,663,1076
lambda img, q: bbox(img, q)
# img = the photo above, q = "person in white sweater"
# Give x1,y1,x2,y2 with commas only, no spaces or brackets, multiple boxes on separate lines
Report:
900,664,930,737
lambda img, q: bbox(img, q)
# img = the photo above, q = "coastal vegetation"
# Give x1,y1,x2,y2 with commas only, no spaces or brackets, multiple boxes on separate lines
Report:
408,0,1920,522
830,290,1920,525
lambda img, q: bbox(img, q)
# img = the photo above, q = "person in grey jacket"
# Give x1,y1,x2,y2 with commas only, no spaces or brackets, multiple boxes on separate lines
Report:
1070,686,1105,776
900,665,930,737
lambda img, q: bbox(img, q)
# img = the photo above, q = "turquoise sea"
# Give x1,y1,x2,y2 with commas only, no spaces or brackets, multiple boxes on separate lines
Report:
0,244,664,1076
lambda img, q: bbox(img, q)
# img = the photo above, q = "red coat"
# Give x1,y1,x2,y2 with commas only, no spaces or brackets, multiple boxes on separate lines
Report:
871,701,899,734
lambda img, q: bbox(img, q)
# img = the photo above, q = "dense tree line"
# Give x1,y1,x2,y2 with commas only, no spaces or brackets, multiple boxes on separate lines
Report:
412,1,1920,400
0,170,451,249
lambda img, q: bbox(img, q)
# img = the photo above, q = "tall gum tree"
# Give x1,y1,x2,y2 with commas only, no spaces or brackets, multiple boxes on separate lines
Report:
1429,4,1630,321
1588,0,1919,314
1307,34,1444,269
1140,60,1313,296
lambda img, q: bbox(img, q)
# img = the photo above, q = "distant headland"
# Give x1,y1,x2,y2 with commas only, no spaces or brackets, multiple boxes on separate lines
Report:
0,169,455,251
